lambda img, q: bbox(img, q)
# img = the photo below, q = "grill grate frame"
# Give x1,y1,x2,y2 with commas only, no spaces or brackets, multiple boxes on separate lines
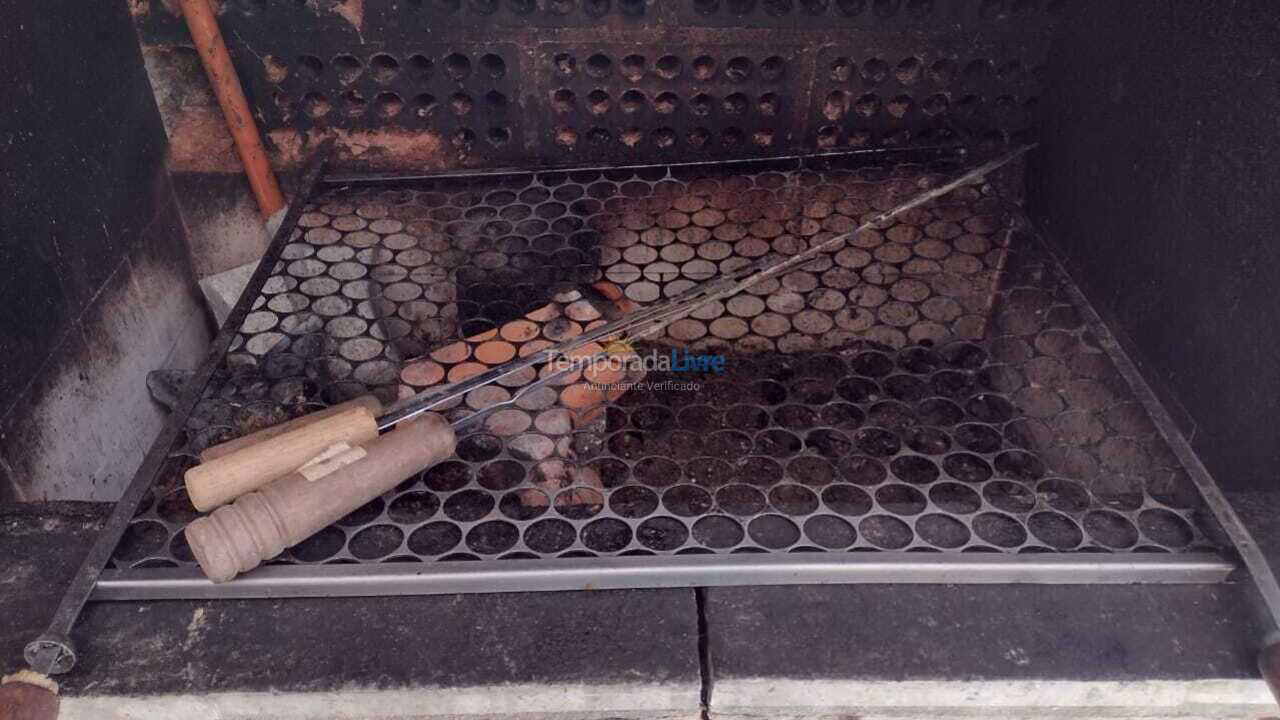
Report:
102,150,1232,595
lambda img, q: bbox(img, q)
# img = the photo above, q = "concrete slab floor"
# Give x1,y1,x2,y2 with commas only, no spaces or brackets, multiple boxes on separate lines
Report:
2,502,1277,719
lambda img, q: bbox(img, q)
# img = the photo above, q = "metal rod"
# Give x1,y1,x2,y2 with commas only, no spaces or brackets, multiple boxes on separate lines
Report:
22,144,334,676
92,552,1237,601
319,144,967,187
179,0,286,222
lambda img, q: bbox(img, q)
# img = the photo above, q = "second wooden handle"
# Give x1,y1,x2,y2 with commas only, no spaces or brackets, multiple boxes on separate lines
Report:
184,406,380,511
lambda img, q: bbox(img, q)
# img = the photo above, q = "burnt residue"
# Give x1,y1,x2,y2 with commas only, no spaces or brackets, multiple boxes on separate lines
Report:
130,0,1059,173
2,1,207,500
1030,1,1280,493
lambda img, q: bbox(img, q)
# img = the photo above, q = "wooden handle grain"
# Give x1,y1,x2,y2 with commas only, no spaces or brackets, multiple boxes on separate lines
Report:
200,395,383,462
184,405,380,511
186,414,456,582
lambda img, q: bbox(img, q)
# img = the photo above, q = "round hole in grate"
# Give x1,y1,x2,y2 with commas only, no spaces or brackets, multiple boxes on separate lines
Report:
342,89,367,117
330,54,360,84
408,521,463,556
860,515,912,549
726,0,756,13
655,55,682,80
414,93,438,118
638,517,689,551
1083,510,1139,549
350,525,404,559
553,52,576,76
555,488,604,520
445,53,471,80
726,57,753,82
862,58,888,84
760,55,785,81
904,426,951,455
620,89,645,113
769,484,819,515
621,54,646,81
552,88,575,112
1038,478,1090,514
587,89,610,115
499,491,547,521
263,55,289,83
302,93,332,118
748,514,800,549
586,53,612,78
693,515,744,548
664,485,714,516
972,511,1027,548
582,517,632,552
821,484,873,516
296,54,324,80
467,521,520,555
116,521,168,562
984,480,1035,513
485,90,509,112
450,92,473,116
805,515,857,549
916,513,970,548
480,53,506,78
376,92,404,118
876,484,926,515
692,55,717,81
1137,508,1193,548
687,127,711,149
525,518,576,554
370,53,400,83
611,486,660,518
890,455,940,485
444,489,496,522
388,492,440,523
839,455,887,486
654,91,679,114
929,482,981,514
994,449,1045,481
1028,511,1083,549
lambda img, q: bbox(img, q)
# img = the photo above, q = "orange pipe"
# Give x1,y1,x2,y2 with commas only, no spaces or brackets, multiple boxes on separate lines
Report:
179,0,286,220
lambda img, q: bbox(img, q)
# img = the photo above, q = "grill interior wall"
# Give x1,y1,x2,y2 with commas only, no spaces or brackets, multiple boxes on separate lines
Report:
132,0,1058,173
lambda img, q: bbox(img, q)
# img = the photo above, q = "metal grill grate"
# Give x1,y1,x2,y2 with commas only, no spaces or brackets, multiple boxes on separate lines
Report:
103,152,1228,596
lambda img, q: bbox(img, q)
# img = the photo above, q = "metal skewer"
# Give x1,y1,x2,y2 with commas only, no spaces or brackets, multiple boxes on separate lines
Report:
386,145,1033,432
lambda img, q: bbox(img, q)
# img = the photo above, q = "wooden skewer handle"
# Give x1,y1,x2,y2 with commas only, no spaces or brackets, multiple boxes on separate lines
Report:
184,405,380,511
185,414,456,583
200,395,383,462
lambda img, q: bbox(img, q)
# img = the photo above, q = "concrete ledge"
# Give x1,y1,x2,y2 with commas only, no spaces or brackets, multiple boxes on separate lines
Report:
711,678,1274,719
61,681,701,720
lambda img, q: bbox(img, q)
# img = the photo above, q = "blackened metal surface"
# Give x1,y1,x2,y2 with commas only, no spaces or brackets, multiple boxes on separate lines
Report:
99,153,1229,593
1030,2,1280,495
0,0,196,501
129,0,1055,169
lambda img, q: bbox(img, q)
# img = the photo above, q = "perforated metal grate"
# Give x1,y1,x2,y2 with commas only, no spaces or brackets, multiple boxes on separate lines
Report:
132,0,1054,167
108,153,1222,577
